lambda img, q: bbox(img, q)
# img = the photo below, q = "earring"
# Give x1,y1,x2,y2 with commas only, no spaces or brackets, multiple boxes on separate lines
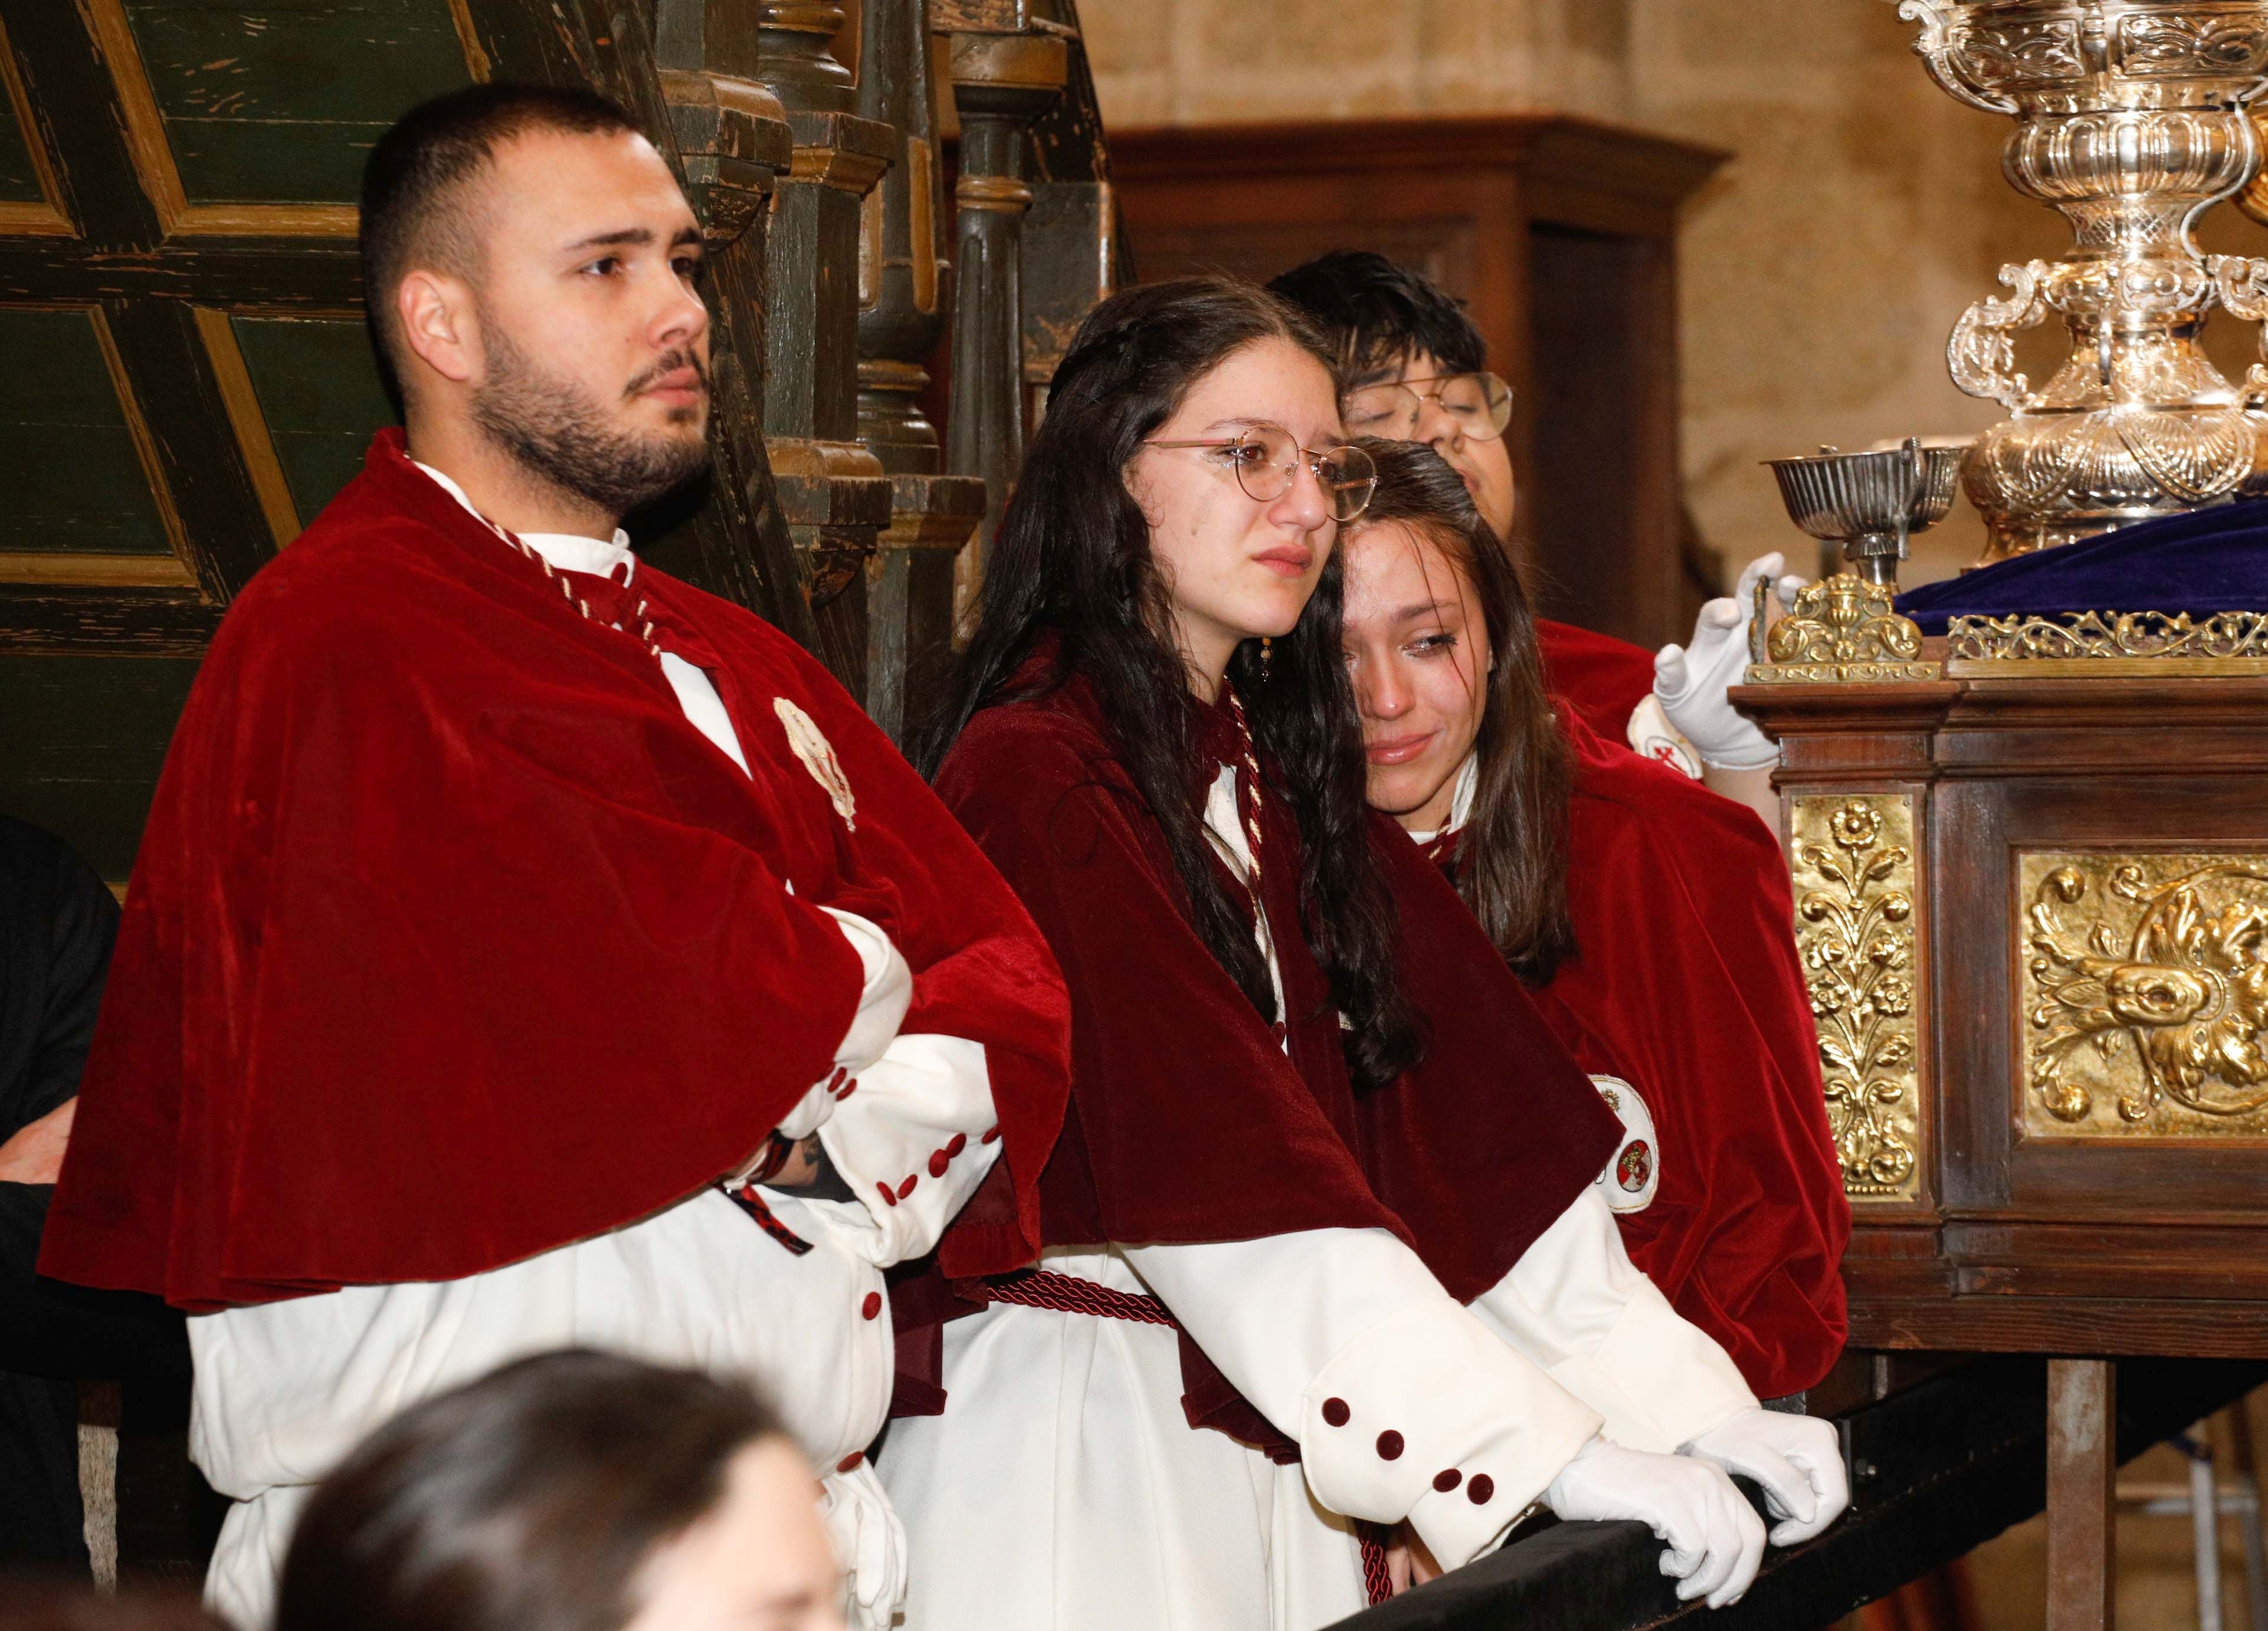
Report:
1259,636,1273,681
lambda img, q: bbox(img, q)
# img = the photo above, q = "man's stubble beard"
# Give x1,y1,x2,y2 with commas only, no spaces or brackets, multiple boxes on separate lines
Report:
469,307,712,520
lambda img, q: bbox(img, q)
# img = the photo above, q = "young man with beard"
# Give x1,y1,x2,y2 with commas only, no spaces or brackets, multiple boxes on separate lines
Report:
38,84,1069,1630
1267,252,1798,829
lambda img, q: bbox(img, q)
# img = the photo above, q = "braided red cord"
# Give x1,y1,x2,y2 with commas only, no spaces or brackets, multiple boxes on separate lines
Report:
1358,1524,1394,1605
981,1269,1178,1328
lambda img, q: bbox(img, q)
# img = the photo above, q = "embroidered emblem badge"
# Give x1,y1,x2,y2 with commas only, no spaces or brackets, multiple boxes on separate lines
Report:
774,697,856,831
1590,1074,1660,1213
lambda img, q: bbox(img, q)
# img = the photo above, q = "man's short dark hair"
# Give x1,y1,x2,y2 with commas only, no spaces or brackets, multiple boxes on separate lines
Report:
359,81,641,380
1266,250,1488,385
276,1349,788,1631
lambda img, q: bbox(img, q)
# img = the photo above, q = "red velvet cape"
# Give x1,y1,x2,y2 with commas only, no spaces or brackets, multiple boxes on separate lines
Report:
1435,715,1850,1395
930,666,1622,1304
40,431,1069,1312
1536,619,1656,747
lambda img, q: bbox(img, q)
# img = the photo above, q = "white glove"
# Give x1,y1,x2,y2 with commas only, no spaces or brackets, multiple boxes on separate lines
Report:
1652,552,1807,771
1684,1406,1850,1547
1543,1435,1767,1607
820,1458,909,1630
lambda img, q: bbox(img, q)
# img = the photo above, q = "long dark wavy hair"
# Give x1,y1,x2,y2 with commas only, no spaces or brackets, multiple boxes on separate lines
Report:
1342,441,1577,984
915,276,1421,1092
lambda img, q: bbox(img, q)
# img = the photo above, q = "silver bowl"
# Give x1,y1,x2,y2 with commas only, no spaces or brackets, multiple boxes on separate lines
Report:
1764,439,1964,586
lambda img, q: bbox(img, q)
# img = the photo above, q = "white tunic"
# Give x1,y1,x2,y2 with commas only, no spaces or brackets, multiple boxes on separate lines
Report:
879,765,1756,1631
192,468,995,1630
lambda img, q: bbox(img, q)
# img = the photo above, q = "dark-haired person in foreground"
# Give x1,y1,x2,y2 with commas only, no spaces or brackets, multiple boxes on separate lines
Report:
1337,443,1849,1400
276,1351,842,1631
883,277,1840,1629
1267,251,1801,825
38,83,1067,1629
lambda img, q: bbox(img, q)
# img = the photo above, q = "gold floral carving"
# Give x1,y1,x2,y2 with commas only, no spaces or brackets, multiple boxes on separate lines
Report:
2022,853,2268,1137
1948,609,2268,674
1792,796,1922,1200
1746,572,1942,685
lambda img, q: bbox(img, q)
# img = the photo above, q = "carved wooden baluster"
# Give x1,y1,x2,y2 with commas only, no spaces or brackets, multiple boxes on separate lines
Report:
1017,0,1122,429
942,18,1066,619
852,0,985,741
751,4,897,695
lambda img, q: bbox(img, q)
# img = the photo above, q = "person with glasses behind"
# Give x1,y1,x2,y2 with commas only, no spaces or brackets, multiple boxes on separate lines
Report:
1269,251,1800,827
1271,255,1851,1407
879,277,1821,1630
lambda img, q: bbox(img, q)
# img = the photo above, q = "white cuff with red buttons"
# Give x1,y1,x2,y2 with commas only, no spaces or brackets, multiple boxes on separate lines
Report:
1298,1297,1603,1571
814,1031,999,1268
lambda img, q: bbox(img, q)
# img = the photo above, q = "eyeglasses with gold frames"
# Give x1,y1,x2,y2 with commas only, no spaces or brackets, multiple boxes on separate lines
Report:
1342,371,1513,443
1142,423,1378,522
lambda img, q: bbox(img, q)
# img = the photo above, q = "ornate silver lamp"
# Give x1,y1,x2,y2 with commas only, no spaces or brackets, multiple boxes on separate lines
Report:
1898,0,2268,563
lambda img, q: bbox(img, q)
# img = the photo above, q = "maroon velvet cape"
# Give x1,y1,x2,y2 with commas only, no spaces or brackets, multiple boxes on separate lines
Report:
931,666,1623,1308
40,431,1069,1312
1435,714,1850,1396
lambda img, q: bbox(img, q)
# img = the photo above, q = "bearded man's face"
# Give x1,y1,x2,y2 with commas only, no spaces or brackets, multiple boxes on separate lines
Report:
465,126,713,518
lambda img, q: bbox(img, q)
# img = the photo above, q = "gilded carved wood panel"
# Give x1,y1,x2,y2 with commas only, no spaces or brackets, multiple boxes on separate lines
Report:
1791,793,1924,1202
2020,851,2268,1140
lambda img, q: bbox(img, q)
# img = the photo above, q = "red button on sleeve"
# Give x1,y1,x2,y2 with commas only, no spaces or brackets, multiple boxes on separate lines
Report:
1466,1474,1494,1505
946,1133,968,1157
1376,1430,1404,1461
896,1173,919,1200
1432,1469,1462,1493
861,1292,883,1321
928,1150,950,1177
1321,1397,1351,1427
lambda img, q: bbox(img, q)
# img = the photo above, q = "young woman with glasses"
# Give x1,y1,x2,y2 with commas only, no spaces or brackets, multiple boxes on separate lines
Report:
881,277,1834,1629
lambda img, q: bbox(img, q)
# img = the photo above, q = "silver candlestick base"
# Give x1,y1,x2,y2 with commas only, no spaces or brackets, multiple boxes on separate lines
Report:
1747,439,1951,685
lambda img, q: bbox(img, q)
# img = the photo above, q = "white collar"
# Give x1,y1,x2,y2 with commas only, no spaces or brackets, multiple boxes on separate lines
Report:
1403,755,1479,847
411,459,636,583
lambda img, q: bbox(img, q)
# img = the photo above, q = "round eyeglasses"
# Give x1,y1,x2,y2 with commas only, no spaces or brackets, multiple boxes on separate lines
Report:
1342,371,1513,442
1143,424,1378,522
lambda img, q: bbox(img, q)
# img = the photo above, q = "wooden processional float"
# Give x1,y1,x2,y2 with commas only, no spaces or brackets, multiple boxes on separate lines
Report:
1735,7,2268,1627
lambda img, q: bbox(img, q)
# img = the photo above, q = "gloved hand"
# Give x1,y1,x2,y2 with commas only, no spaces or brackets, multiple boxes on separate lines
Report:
821,1456,909,1630
1543,1435,1767,1607
1684,1406,1850,1547
1651,552,1807,770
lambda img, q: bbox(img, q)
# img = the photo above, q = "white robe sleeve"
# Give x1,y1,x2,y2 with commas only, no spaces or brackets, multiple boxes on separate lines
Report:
191,1190,901,1630
752,907,913,1161
1467,1187,1756,1454
1122,1229,1602,1571
820,905,912,1077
